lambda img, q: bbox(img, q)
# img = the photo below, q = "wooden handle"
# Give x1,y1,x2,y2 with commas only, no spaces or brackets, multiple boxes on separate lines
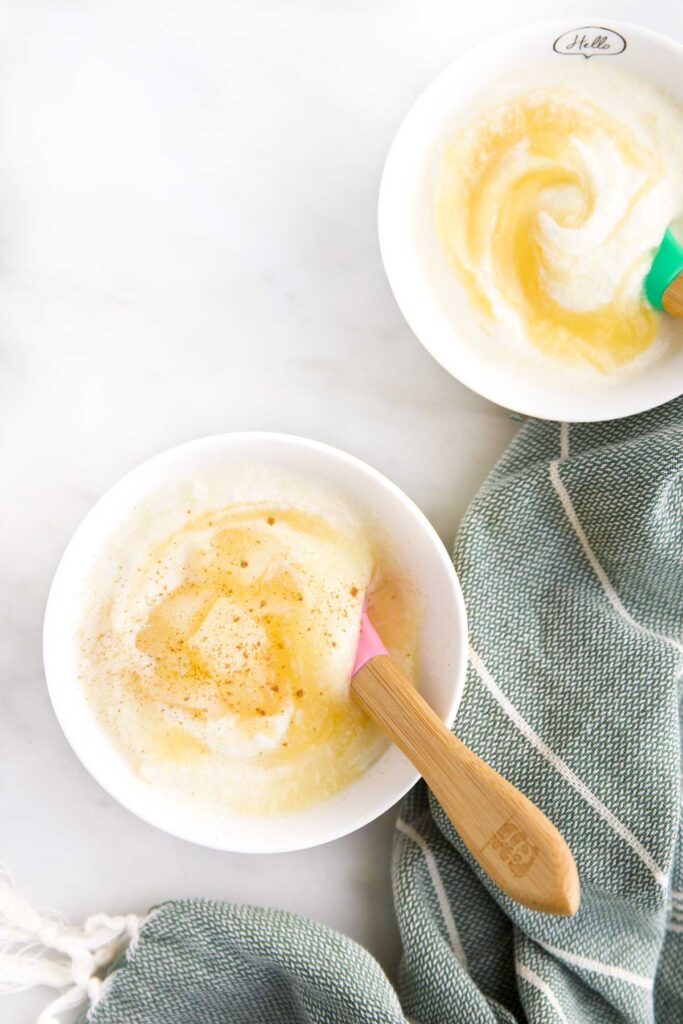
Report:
663,272,683,318
352,656,580,916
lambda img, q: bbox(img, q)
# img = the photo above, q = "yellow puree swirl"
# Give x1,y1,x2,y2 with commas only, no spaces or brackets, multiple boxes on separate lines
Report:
436,89,664,371
81,501,417,816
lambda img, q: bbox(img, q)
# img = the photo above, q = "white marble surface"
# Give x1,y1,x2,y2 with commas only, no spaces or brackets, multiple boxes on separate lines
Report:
1,2,680,1021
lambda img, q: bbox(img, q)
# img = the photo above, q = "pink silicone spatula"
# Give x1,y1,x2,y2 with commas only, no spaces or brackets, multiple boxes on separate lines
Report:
350,607,580,916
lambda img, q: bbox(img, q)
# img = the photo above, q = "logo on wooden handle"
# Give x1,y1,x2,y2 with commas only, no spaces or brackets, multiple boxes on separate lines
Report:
491,823,538,877
553,27,627,59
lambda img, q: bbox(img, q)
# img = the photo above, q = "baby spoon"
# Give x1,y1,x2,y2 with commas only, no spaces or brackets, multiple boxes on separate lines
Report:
350,608,580,916
645,227,683,317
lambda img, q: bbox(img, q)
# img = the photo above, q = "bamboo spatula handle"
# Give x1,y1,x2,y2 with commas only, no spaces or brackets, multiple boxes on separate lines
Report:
351,655,580,916
663,272,683,317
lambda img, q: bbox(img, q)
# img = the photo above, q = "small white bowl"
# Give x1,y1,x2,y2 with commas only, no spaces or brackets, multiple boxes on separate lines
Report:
43,433,467,852
379,18,683,422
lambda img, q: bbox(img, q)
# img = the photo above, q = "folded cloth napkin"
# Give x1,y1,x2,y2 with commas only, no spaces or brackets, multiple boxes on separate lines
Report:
3,400,681,1024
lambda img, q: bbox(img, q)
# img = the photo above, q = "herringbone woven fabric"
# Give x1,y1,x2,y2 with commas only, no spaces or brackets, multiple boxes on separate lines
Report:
89,399,683,1024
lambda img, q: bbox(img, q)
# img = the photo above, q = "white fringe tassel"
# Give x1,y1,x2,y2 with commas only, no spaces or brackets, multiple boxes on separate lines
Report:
0,866,140,1023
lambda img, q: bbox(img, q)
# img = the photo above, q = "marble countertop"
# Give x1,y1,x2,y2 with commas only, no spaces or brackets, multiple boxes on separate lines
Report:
2,2,680,1020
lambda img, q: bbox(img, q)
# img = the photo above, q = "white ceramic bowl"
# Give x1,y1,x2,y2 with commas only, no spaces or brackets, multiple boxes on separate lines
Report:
43,433,467,852
379,18,683,422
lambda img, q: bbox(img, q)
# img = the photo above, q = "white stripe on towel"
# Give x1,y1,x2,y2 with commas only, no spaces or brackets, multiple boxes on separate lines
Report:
537,940,653,990
396,818,468,969
516,960,568,1022
559,422,570,462
468,648,667,887
549,460,683,656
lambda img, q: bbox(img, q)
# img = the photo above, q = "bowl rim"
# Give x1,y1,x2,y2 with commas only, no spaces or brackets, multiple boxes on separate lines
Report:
378,17,683,422
43,431,468,853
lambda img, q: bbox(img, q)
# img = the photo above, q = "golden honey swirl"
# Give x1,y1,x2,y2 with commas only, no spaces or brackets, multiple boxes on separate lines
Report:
435,87,676,371
80,500,418,815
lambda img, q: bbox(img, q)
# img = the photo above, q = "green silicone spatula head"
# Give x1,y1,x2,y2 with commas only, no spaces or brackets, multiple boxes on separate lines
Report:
645,226,683,316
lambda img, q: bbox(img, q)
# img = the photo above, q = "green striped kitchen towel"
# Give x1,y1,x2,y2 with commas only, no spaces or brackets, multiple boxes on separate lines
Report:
3,398,682,1024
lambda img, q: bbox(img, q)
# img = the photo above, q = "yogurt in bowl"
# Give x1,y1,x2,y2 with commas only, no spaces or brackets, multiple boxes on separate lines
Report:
44,434,467,852
379,20,683,421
